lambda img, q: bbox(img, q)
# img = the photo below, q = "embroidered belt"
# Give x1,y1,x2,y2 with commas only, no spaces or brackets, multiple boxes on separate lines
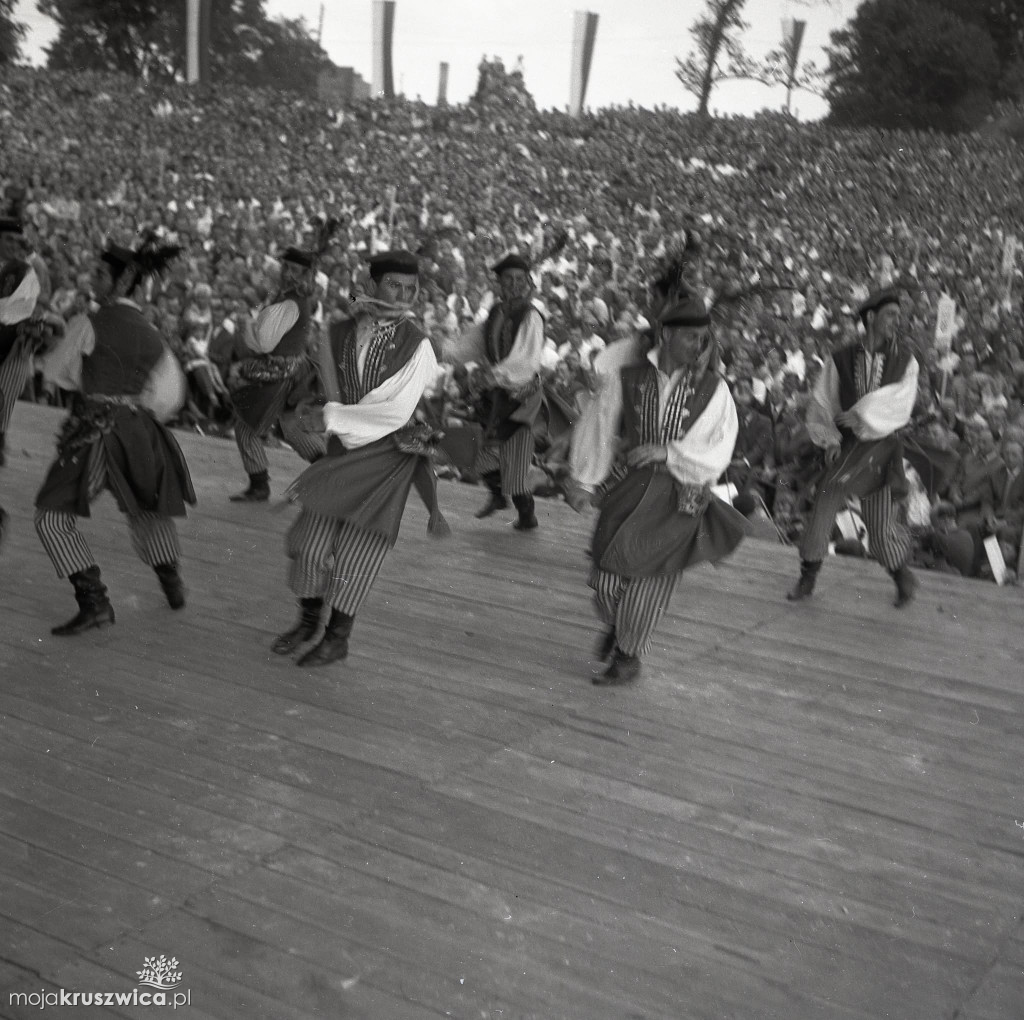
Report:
83,393,143,410
57,396,138,459
393,420,444,455
236,354,305,384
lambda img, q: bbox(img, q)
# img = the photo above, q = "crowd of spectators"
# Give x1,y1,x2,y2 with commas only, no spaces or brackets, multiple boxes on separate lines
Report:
2,58,1024,582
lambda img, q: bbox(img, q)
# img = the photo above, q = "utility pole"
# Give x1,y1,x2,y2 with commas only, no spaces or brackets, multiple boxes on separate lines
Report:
316,3,325,46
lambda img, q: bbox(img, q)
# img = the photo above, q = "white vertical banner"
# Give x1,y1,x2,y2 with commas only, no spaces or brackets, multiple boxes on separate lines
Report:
569,11,599,117
185,0,211,85
372,1,396,99
186,0,201,84
438,61,449,105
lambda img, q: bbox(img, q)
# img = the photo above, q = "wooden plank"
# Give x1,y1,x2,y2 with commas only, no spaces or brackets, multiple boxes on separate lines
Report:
2,400,1023,1020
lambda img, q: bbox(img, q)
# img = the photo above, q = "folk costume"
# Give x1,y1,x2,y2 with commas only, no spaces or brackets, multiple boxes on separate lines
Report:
455,253,546,531
0,218,53,465
0,258,64,547
34,237,195,635
228,231,332,502
274,250,444,667
788,287,920,606
570,292,746,685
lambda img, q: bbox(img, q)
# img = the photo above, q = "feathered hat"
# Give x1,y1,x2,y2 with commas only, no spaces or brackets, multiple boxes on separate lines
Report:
101,230,182,283
649,232,703,310
280,216,342,269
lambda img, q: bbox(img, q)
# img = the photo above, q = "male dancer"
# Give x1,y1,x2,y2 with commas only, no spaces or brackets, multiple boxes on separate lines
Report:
786,287,919,606
274,250,444,666
456,253,545,531
34,237,195,634
0,257,63,547
229,238,327,501
0,217,51,465
569,289,746,685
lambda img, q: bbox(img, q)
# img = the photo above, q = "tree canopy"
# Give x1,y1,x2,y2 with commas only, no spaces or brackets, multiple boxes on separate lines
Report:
675,0,825,119
0,0,26,65
39,0,332,92
825,0,1017,132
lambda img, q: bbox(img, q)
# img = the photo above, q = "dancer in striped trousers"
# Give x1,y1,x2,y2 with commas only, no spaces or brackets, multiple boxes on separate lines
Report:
275,250,445,667
569,290,746,685
34,236,195,635
0,217,53,465
451,252,546,531
228,227,330,502
787,287,919,607
0,255,63,551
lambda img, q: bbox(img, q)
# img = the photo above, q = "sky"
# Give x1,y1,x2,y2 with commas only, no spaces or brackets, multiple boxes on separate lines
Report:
12,0,857,119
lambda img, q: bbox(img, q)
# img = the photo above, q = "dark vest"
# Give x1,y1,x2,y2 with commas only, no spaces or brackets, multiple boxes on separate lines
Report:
620,361,722,448
268,292,313,359
833,340,914,444
484,301,539,364
81,304,164,397
327,316,427,402
0,323,20,365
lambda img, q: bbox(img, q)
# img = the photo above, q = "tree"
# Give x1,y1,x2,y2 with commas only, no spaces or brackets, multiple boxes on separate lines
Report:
675,0,828,118
825,0,999,132
931,0,1024,102
41,0,172,77
674,0,751,119
239,16,332,95
40,0,331,92
0,0,26,65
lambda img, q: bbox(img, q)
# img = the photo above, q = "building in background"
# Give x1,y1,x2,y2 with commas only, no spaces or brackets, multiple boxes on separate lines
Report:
317,66,371,106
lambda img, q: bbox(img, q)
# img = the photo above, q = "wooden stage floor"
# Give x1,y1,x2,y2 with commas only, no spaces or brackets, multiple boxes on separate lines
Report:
1,401,1022,1020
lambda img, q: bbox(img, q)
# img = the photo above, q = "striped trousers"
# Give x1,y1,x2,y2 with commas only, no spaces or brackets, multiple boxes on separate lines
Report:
234,413,325,476
286,509,390,616
0,344,33,433
590,567,680,658
35,442,181,577
474,425,533,496
800,482,911,571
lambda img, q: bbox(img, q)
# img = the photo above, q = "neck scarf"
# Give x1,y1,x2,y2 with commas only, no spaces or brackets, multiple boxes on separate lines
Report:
348,294,415,323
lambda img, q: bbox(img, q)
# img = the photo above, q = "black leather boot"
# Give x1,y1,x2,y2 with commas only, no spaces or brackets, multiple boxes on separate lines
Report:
272,597,324,655
593,646,642,686
512,493,538,531
230,471,270,502
594,628,617,661
786,559,822,601
154,562,186,610
891,564,918,608
52,566,115,636
297,608,354,667
475,471,508,518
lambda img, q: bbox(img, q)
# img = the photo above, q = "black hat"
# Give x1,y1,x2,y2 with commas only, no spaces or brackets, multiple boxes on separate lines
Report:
0,217,24,236
100,242,138,271
660,291,711,328
857,287,900,323
280,246,317,269
100,233,181,281
279,217,343,271
367,249,419,278
491,252,531,275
